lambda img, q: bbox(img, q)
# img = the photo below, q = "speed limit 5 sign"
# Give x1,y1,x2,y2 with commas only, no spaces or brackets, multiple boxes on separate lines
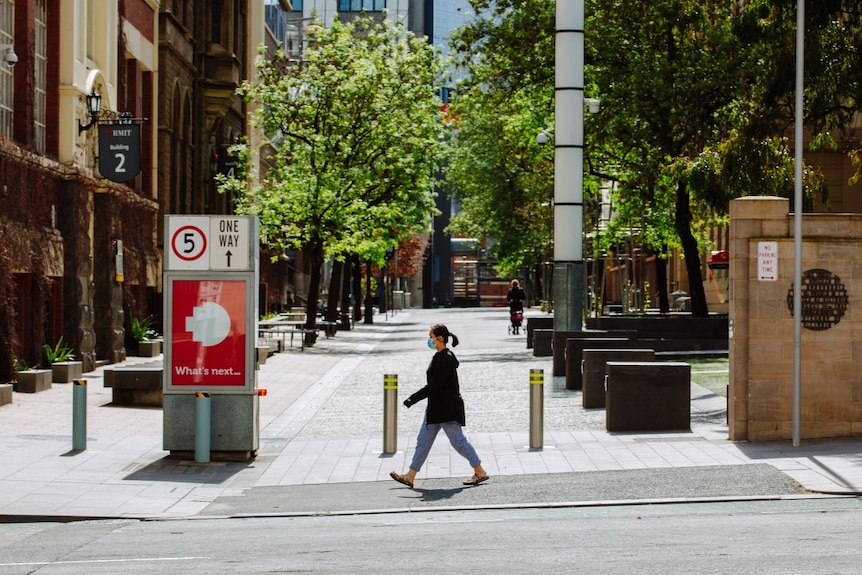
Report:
167,217,211,270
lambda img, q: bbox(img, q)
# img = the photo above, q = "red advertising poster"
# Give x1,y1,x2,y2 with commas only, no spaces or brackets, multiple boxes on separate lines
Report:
170,279,247,387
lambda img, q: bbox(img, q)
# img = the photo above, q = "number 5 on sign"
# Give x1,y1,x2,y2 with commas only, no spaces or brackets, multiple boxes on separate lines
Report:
167,217,210,270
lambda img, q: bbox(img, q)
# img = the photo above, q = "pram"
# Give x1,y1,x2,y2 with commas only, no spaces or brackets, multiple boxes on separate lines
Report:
508,307,523,335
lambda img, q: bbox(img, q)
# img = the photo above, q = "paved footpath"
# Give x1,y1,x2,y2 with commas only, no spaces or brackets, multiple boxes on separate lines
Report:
1,308,860,521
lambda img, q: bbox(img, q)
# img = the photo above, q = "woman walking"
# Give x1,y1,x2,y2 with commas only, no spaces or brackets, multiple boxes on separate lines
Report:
390,324,489,488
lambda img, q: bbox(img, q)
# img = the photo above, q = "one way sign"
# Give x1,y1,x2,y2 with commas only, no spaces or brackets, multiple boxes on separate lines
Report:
210,217,250,270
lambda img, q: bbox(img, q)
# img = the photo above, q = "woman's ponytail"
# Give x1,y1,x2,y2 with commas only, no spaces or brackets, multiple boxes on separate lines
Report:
431,323,459,347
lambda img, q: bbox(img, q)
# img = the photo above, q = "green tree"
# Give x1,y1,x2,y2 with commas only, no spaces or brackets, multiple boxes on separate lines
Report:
445,0,557,288
222,15,444,337
445,88,554,278
584,0,766,316
448,0,862,317
591,1,862,314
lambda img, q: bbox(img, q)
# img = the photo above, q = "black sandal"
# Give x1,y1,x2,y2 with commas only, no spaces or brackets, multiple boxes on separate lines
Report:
390,471,414,488
463,474,490,486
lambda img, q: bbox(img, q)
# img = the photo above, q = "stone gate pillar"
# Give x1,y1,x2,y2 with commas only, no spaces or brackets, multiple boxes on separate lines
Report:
729,196,862,441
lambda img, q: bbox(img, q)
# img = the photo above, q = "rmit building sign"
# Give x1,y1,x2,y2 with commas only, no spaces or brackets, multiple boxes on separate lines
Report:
99,124,141,183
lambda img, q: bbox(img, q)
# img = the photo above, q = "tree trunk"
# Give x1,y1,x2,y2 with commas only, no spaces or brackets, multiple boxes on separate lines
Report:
304,243,324,346
533,264,543,303
340,256,353,330
674,182,708,317
325,260,342,323
364,268,374,324
352,258,363,324
378,268,387,314
656,249,670,314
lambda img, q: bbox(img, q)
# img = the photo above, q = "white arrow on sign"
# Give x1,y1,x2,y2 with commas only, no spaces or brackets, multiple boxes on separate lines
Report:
210,217,250,270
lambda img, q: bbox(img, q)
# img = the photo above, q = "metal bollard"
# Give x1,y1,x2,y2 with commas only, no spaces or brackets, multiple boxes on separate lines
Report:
529,369,544,449
72,379,87,451
383,374,398,454
195,392,211,463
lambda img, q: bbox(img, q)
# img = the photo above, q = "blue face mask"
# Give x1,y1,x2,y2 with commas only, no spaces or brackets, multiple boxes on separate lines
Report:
427,337,436,350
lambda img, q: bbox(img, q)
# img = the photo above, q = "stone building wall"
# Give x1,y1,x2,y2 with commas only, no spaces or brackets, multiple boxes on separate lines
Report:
729,196,862,441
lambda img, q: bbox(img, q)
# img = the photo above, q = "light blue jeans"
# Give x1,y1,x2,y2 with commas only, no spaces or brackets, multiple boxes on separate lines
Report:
409,416,481,472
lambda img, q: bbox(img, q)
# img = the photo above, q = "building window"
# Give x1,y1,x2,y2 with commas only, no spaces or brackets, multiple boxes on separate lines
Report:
0,0,13,140
87,0,96,61
211,0,238,52
338,0,384,12
34,0,47,153
265,0,289,46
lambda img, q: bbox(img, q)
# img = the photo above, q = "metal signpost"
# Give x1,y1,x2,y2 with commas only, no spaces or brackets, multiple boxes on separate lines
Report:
163,215,260,461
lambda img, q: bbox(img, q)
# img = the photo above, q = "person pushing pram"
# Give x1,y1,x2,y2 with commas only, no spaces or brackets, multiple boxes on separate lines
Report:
507,279,526,335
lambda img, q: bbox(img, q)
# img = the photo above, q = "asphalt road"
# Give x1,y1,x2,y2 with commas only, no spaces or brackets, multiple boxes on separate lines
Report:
197,464,806,517
1,497,861,575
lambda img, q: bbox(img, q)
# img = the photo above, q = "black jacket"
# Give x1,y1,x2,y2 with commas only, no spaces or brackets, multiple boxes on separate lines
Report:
406,348,466,426
507,287,525,311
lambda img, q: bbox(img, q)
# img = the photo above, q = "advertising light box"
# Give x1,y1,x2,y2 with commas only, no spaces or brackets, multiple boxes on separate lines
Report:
164,277,254,393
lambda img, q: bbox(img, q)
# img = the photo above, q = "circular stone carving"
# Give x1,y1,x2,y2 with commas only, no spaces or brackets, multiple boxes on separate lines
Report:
786,269,848,331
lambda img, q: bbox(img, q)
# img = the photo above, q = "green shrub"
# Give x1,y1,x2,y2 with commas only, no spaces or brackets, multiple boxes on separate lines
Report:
44,336,75,363
14,357,33,372
130,315,160,342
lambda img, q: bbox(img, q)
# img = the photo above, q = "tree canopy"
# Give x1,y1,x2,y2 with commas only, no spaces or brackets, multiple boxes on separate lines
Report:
444,0,556,282
446,0,862,316
221,14,445,332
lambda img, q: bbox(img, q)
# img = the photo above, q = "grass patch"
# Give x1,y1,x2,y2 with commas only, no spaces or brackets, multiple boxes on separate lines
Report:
686,358,728,397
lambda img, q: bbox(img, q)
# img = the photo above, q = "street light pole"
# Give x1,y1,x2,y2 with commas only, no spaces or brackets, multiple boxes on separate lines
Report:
792,0,804,447
553,0,586,333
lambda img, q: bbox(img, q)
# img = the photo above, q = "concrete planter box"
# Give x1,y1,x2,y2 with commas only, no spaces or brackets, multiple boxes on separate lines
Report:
14,369,52,393
52,361,83,383
112,364,164,407
136,340,162,357
0,383,12,405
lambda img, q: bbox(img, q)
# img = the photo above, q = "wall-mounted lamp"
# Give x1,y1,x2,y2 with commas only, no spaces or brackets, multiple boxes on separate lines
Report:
78,91,102,133
0,43,17,67
585,98,601,114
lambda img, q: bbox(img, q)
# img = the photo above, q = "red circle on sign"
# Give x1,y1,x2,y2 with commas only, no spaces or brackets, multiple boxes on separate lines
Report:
171,225,207,261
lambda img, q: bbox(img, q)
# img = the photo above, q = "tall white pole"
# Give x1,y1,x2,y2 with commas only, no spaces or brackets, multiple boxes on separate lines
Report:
553,0,585,332
792,0,804,447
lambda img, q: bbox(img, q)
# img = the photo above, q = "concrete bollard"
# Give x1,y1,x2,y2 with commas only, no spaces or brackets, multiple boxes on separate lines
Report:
529,369,544,449
72,379,87,451
383,374,398,454
195,392,211,463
